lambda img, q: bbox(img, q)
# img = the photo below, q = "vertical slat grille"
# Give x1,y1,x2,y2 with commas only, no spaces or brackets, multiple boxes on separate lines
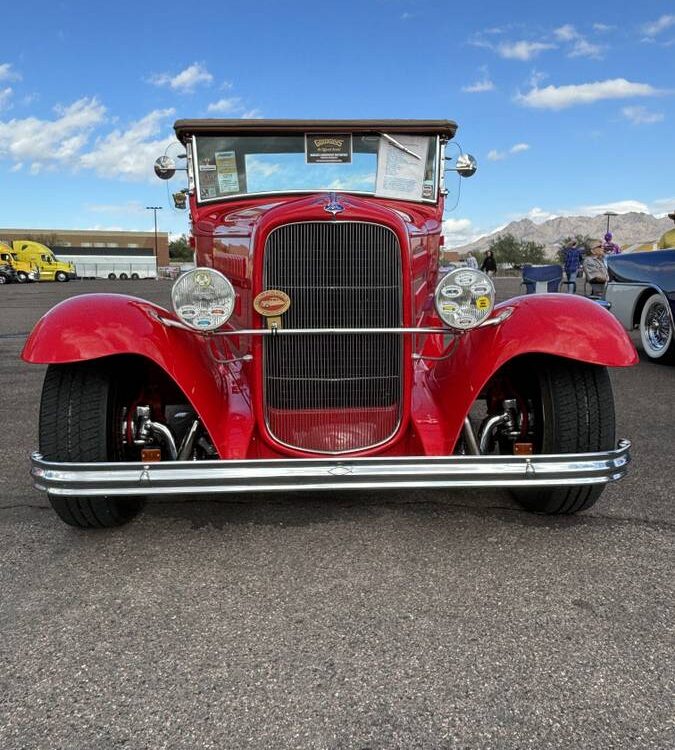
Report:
263,222,403,453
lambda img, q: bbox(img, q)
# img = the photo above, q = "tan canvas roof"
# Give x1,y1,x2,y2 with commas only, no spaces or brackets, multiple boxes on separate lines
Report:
174,119,457,142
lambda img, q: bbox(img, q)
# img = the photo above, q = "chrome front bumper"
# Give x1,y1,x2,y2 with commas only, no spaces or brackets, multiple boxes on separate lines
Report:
31,440,631,497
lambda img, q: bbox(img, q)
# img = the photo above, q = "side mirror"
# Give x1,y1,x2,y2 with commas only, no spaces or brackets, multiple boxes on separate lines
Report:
154,155,177,180
454,153,478,178
172,190,188,210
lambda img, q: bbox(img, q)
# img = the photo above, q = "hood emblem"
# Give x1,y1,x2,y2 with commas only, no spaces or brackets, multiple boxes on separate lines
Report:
324,192,345,216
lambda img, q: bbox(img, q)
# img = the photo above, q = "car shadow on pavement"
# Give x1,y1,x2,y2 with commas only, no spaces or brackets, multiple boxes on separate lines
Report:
140,488,600,532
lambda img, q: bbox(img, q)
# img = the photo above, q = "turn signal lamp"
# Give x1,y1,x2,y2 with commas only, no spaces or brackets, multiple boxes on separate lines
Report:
434,268,495,330
171,267,235,331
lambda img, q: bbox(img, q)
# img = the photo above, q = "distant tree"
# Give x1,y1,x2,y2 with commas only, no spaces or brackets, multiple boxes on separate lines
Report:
487,233,521,266
169,234,192,261
520,240,546,265
488,233,546,266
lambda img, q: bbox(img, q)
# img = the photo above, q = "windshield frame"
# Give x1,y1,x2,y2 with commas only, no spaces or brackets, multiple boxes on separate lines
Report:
191,135,441,206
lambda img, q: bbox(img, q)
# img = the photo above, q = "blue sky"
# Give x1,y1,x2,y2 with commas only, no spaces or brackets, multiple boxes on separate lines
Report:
1,0,674,246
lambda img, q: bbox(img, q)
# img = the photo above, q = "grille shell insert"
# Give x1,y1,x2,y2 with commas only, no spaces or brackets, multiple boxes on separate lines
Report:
262,221,404,453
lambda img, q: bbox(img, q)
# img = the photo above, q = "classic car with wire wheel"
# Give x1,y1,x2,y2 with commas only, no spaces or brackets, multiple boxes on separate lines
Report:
605,249,675,364
23,119,637,528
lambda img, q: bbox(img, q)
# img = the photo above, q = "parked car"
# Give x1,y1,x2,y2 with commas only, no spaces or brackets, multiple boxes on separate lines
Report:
606,249,675,363
23,119,637,528
0,262,18,284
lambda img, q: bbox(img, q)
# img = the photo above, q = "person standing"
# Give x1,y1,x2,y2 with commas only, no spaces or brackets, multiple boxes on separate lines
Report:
480,249,497,277
465,252,478,269
602,231,621,256
582,244,609,297
562,240,583,287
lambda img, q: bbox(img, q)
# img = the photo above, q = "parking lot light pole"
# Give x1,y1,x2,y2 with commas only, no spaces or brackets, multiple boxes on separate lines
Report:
146,206,162,261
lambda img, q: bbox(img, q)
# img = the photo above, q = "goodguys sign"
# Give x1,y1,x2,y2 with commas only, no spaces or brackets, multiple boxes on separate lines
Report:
305,134,352,163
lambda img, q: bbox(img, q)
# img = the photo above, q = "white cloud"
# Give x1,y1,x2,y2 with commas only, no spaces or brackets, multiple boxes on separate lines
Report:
462,67,495,93
516,78,665,109
579,200,651,215
442,218,486,247
148,63,213,92
0,63,21,82
497,41,555,60
79,108,176,181
569,38,603,58
525,207,558,223
0,97,106,170
593,23,615,33
553,24,577,42
246,158,281,178
207,97,242,113
622,105,664,124
552,25,604,58
487,143,530,161
241,108,263,119
0,87,12,110
653,197,675,208
10,161,22,172
642,15,675,38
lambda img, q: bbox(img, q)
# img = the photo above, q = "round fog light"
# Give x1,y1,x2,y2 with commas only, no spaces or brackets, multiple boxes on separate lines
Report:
435,268,495,330
171,267,235,331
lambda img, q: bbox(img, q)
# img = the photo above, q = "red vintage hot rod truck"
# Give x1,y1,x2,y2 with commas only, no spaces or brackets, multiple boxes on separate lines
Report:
24,119,637,528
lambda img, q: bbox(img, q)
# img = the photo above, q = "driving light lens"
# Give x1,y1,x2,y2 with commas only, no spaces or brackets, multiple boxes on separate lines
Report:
171,267,235,331
434,268,495,330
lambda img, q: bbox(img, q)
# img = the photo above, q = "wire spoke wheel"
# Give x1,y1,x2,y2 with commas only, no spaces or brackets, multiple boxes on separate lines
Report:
640,293,675,363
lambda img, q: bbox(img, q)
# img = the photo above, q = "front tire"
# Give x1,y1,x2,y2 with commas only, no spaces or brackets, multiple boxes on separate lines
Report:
17,271,28,283
640,293,675,364
39,362,144,528
55,271,68,282
488,358,615,514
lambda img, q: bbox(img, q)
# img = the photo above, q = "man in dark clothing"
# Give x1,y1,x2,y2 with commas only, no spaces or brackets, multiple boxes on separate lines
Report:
480,250,497,277
562,240,584,286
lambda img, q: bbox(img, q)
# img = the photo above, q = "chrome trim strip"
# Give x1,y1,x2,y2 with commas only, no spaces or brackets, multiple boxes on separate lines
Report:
157,311,513,336
31,440,631,497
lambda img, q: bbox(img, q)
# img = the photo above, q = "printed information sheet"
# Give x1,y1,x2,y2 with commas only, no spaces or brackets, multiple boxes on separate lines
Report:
215,151,240,194
374,136,429,200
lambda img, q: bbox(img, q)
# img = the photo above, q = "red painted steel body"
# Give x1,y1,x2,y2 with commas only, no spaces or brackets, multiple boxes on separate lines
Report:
22,186,638,459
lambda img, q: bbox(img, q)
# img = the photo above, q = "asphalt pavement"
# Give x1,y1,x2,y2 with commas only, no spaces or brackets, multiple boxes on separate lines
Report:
0,279,673,749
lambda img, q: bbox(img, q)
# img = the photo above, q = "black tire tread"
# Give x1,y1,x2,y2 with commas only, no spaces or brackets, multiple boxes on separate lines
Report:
39,362,143,529
512,358,615,514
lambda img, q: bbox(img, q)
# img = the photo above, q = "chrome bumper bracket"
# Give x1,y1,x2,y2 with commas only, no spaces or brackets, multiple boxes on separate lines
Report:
30,440,631,497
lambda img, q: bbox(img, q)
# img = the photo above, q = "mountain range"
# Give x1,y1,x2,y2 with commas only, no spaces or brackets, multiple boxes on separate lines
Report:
451,212,673,258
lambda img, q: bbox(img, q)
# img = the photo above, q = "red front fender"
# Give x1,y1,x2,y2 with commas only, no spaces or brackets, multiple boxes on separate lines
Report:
427,294,638,451
21,294,245,457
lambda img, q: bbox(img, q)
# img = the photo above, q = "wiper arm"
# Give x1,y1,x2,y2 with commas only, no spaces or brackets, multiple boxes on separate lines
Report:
380,133,421,160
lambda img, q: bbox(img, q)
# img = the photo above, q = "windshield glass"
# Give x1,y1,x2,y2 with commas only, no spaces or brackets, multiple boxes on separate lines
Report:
193,134,438,204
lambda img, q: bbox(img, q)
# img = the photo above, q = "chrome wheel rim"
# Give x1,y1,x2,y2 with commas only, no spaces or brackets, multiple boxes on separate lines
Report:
645,301,671,352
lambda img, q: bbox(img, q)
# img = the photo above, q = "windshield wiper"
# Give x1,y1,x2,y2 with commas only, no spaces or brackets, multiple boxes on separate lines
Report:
379,133,421,160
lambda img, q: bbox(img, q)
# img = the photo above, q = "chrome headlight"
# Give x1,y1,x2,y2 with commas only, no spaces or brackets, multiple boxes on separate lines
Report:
434,268,495,330
171,267,235,331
